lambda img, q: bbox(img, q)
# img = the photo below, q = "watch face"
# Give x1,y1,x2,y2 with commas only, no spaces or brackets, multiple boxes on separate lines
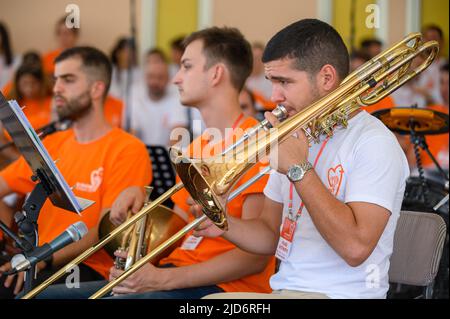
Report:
289,166,304,181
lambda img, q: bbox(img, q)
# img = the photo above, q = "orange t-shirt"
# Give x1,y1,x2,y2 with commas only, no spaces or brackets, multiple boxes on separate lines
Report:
253,91,276,111
20,97,52,130
43,49,62,76
1,81,13,97
362,95,395,115
421,104,449,168
104,95,124,128
0,128,152,278
160,116,275,293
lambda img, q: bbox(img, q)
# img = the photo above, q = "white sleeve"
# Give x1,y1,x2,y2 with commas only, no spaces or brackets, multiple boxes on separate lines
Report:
344,135,409,213
263,172,284,203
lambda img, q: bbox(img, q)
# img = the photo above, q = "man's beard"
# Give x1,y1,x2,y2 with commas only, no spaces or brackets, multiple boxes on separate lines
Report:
55,91,93,121
148,86,165,100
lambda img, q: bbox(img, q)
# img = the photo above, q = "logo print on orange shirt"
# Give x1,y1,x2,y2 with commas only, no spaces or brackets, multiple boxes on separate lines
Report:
75,167,104,193
327,164,344,196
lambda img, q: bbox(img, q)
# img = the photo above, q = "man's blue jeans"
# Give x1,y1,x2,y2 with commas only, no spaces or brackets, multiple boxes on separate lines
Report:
35,280,224,299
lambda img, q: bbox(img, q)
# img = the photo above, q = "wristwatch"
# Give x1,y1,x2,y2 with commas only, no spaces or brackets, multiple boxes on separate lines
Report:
286,162,313,183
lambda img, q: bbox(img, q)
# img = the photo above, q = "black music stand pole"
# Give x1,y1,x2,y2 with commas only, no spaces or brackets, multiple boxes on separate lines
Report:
16,169,56,293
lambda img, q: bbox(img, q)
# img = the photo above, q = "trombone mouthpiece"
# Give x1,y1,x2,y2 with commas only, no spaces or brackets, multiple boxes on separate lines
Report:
261,104,289,130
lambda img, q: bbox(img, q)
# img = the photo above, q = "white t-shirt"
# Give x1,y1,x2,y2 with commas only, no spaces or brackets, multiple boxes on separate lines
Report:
109,66,142,101
128,85,188,147
264,111,410,299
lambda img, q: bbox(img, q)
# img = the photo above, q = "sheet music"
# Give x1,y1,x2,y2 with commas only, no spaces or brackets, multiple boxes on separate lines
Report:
0,95,94,214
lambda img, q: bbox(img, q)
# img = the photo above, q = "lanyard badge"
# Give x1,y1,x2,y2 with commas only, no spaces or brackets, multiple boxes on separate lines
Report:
275,138,329,262
181,235,203,250
275,216,297,261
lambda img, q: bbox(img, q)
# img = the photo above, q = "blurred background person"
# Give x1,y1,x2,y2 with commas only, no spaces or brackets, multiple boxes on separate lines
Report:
145,47,168,65
239,87,263,121
417,24,447,106
349,50,370,72
391,53,433,108
417,63,449,176
245,42,274,111
163,39,205,142
1,59,52,163
168,35,185,79
109,37,141,102
42,17,79,77
128,55,187,147
360,37,383,59
0,22,21,92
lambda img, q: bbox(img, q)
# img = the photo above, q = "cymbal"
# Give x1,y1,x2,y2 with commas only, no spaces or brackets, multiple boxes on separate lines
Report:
371,107,449,135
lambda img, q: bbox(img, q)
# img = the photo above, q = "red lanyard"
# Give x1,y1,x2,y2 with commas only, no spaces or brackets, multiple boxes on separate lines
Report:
288,137,330,221
220,113,244,151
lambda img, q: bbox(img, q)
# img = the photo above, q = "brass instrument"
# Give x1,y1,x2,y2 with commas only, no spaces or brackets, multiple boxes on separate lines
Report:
21,106,287,299
99,188,187,270
23,32,438,299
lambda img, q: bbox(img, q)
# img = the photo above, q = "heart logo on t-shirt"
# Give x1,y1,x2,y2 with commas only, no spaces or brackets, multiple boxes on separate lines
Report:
327,164,344,196
75,167,104,193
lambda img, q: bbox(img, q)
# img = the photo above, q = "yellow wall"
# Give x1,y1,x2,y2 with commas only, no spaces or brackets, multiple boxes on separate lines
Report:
422,0,449,57
333,0,376,52
156,0,198,56
212,0,318,45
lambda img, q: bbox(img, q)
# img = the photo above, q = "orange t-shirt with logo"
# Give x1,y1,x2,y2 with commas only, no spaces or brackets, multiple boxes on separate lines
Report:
421,104,449,168
0,128,152,278
104,95,124,128
160,116,275,293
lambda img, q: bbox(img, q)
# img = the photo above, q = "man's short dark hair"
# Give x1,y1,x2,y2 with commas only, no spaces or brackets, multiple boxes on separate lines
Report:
262,19,349,81
350,50,370,62
183,27,252,91
360,38,383,49
146,47,168,63
55,46,112,98
171,36,186,52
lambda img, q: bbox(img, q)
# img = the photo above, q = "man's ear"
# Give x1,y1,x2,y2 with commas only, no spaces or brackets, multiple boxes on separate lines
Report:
210,63,225,87
91,81,106,100
317,64,338,92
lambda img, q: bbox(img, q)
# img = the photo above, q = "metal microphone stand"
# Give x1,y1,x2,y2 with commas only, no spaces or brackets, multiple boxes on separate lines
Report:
0,169,55,294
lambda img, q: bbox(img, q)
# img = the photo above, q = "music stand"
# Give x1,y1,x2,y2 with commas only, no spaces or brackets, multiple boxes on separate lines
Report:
0,93,94,293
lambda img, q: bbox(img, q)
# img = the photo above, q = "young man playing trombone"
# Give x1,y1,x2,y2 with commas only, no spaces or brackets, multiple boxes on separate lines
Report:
35,27,275,299
197,19,411,299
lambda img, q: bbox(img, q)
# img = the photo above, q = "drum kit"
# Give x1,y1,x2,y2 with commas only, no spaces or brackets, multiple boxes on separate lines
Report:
372,106,449,299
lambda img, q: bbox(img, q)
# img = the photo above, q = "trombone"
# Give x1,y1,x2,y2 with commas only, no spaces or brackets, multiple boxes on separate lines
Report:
21,106,287,299
23,32,439,299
